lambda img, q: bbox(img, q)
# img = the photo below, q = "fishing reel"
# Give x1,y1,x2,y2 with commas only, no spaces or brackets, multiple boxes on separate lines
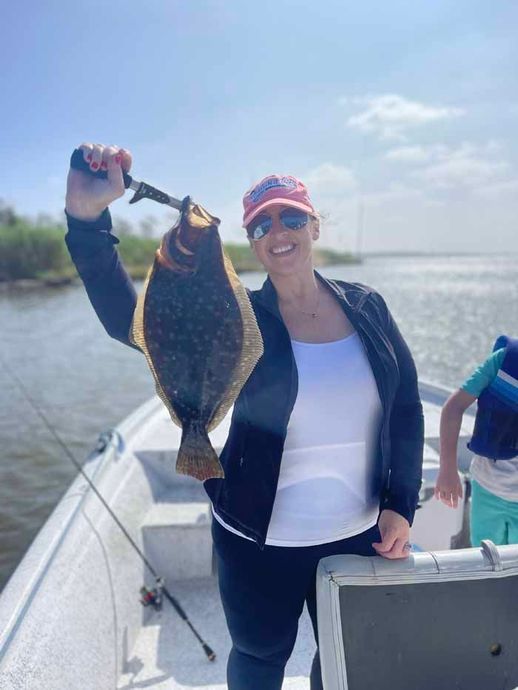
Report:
140,577,164,611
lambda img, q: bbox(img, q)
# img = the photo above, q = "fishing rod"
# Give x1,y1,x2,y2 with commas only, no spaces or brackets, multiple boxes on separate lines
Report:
0,356,215,662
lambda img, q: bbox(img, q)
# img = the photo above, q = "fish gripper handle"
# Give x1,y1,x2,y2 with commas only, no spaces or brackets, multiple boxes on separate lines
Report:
129,181,173,206
70,148,133,189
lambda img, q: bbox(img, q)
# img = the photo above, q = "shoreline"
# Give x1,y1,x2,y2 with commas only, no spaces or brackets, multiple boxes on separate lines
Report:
3,251,510,292
0,257,362,292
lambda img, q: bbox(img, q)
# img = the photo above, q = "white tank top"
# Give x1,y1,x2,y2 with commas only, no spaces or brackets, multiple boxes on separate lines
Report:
213,332,383,546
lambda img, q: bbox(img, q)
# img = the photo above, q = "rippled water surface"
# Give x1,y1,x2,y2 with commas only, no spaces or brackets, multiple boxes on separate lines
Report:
0,254,516,589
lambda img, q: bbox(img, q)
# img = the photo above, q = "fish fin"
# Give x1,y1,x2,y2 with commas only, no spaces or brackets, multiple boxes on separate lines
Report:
130,261,184,429
176,423,225,481
207,250,264,431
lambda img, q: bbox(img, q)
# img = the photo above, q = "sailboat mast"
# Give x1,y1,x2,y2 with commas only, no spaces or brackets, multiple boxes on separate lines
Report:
356,198,364,260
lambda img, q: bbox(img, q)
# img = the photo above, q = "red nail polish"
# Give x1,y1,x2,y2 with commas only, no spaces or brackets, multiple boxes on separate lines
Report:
115,155,121,164
91,162,99,170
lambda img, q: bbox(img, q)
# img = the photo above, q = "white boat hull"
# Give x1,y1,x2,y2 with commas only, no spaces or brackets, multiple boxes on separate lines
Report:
0,382,479,689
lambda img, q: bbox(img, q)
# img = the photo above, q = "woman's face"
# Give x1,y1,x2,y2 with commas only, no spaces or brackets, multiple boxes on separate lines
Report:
247,203,319,276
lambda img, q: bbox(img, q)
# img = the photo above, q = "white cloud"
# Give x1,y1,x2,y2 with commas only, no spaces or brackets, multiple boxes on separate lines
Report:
416,158,507,188
474,178,518,199
362,183,432,207
214,151,517,253
383,142,512,191
384,145,455,163
303,163,357,196
412,143,509,189
384,146,432,162
345,94,464,141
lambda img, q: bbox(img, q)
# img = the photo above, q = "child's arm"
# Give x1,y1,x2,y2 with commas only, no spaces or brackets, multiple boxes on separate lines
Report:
434,389,476,508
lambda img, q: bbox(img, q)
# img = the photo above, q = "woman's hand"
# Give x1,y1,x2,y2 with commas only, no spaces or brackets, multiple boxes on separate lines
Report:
65,143,132,221
372,509,411,559
434,468,464,508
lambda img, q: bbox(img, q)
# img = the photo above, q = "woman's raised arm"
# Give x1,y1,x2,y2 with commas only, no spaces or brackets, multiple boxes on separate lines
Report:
64,143,139,349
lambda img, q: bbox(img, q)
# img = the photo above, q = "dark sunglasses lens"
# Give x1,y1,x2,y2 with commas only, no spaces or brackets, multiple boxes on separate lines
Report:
281,210,309,230
248,215,272,240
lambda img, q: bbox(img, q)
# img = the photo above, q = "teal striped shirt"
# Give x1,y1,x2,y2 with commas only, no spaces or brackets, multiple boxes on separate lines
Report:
461,349,505,398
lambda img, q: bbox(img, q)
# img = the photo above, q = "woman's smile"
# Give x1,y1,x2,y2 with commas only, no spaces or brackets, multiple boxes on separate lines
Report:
269,242,297,256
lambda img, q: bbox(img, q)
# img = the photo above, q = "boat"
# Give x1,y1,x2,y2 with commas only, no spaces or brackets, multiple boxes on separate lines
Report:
0,380,516,689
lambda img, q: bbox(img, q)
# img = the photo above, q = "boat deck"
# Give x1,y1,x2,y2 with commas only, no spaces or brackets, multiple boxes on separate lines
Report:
0,383,478,690
115,388,475,690
116,397,322,689
117,577,314,690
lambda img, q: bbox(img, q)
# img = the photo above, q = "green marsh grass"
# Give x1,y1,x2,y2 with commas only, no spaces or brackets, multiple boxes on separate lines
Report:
0,221,358,283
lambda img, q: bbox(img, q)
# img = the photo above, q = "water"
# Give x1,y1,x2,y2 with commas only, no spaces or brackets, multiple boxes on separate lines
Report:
0,255,516,590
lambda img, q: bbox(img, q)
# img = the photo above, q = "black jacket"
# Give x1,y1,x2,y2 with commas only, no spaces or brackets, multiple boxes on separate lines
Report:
65,211,424,548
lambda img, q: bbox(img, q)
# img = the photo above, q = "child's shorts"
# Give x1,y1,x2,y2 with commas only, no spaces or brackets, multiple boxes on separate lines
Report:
470,479,518,546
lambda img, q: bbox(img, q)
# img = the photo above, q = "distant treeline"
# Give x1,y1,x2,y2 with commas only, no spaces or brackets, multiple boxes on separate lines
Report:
0,204,358,283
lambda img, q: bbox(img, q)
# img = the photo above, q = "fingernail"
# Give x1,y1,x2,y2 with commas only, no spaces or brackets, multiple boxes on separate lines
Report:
91,162,99,170
86,154,92,162
115,155,121,164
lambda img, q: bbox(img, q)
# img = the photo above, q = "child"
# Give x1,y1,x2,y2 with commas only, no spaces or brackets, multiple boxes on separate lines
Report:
435,335,518,546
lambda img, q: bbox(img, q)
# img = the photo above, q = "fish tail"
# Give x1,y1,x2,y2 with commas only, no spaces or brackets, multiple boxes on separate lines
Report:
176,422,225,481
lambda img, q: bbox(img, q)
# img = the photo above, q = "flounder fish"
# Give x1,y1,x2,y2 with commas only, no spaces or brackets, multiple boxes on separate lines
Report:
130,197,263,481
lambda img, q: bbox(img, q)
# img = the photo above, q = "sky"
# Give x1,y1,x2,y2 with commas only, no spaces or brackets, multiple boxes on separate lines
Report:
1,0,518,253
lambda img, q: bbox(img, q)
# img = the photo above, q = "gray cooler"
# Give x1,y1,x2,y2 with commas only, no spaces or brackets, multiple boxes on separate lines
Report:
316,541,518,690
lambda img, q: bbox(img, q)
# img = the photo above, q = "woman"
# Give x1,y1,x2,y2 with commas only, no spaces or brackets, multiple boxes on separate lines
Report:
65,143,424,690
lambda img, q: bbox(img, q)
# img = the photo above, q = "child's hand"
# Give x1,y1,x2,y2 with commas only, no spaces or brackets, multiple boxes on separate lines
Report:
434,468,464,508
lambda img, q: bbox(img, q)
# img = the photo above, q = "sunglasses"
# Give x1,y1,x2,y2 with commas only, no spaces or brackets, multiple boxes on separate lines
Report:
246,209,310,241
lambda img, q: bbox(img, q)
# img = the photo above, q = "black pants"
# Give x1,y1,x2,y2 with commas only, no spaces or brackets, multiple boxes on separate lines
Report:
212,518,380,690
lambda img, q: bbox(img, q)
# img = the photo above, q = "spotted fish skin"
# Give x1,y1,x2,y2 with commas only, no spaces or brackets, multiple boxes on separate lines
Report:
131,201,263,481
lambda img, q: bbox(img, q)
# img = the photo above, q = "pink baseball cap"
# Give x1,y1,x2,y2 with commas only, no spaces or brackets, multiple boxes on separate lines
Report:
242,174,316,228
